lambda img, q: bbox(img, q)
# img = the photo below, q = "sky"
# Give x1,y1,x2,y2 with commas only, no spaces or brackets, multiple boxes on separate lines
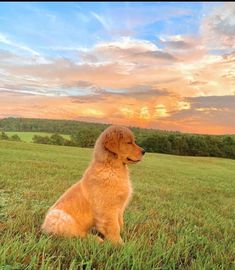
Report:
0,2,235,134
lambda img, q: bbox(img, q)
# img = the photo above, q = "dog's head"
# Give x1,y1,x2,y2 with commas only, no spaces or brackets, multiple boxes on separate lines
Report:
94,125,145,164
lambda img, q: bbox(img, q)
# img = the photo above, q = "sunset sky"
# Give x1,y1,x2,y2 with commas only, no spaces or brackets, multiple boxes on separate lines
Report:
0,2,235,134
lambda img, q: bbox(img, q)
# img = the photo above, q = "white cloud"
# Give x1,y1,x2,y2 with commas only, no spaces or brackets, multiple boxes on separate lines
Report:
201,2,235,49
0,33,40,56
96,37,159,51
90,11,110,31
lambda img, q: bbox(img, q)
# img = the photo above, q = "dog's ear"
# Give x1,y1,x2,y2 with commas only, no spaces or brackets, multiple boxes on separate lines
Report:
104,131,119,155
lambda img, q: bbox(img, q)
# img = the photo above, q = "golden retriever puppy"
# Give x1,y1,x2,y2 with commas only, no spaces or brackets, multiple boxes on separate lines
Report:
41,125,145,244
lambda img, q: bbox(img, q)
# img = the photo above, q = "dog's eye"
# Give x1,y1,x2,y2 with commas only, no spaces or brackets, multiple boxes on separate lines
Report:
127,142,132,144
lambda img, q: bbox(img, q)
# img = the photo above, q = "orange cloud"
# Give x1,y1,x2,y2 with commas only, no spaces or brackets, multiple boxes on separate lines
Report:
1,90,234,134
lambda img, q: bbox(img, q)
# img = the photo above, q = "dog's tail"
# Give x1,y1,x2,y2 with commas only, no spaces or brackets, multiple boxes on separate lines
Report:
41,209,82,237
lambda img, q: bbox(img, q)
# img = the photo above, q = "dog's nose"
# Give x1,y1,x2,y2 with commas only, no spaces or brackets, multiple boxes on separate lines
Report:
142,149,145,155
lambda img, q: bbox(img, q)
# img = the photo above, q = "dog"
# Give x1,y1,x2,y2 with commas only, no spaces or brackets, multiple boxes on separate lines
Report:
41,125,145,244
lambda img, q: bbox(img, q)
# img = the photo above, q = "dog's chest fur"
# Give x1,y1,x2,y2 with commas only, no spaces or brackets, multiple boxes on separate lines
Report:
86,163,132,208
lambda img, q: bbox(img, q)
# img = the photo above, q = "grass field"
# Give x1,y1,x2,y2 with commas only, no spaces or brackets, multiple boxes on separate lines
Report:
0,141,234,269
5,132,70,143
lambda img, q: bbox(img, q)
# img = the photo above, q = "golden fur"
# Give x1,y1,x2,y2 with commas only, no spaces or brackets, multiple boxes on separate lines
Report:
41,125,145,244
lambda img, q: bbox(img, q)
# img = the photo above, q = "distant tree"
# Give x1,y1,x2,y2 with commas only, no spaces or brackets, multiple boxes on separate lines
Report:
0,132,9,140
63,139,74,147
222,136,235,159
168,135,180,155
140,136,157,152
71,128,100,148
179,136,189,155
157,135,171,153
10,134,21,141
49,133,66,146
204,136,223,157
32,135,50,144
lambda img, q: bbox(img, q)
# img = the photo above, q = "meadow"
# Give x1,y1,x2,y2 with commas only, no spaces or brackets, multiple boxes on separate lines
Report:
0,140,234,269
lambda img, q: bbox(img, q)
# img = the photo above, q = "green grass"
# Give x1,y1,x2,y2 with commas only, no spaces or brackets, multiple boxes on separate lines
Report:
5,132,70,143
0,141,234,270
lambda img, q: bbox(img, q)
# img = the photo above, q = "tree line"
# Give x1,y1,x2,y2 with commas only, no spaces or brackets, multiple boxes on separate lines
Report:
0,132,21,142
31,131,235,159
139,133,235,159
0,117,108,134
0,117,234,159
32,128,100,148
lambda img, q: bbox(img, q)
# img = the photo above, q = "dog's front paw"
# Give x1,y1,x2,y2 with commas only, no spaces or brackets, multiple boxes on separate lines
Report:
110,236,124,246
96,236,104,244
